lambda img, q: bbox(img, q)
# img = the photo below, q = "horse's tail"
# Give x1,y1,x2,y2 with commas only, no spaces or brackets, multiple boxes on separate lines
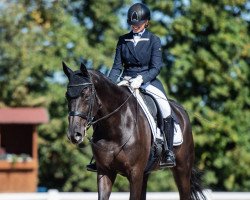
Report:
190,167,207,200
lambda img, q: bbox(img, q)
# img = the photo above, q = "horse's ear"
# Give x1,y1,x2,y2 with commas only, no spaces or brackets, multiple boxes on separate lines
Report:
62,61,73,78
80,62,89,77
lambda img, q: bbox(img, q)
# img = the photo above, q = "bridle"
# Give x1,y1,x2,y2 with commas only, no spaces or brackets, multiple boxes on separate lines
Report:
67,82,97,128
67,81,133,129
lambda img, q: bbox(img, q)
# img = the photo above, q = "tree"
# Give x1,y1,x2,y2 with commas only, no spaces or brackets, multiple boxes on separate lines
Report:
0,0,127,191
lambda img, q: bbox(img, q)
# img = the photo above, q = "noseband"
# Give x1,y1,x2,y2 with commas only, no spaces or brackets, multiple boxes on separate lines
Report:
67,82,97,127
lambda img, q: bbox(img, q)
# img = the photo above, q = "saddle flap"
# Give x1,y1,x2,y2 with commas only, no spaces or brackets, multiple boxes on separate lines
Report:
139,89,163,128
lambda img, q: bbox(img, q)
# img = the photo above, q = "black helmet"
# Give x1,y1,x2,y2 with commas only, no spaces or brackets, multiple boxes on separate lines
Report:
127,3,151,26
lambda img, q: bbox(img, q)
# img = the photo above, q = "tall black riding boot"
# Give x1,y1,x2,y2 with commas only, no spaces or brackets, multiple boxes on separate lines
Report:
161,116,176,167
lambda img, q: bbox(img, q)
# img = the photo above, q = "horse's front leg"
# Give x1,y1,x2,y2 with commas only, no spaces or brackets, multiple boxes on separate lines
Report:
140,173,149,200
128,170,144,200
97,171,117,200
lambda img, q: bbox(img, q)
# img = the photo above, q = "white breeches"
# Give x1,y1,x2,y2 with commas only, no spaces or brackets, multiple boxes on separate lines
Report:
141,83,171,118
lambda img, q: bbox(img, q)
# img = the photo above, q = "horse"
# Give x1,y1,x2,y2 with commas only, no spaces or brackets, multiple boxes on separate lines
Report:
63,62,206,200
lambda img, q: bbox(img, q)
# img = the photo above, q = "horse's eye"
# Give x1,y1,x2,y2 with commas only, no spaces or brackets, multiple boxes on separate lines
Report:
79,90,89,100
85,96,91,101
80,92,85,97
81,93,90,101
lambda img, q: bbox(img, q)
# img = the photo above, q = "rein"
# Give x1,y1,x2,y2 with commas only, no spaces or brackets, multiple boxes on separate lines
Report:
89,93,133,126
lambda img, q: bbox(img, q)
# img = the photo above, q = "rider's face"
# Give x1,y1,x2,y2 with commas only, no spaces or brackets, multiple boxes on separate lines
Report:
131,21,148,33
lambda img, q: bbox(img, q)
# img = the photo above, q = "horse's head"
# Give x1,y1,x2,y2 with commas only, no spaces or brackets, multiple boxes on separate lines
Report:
63,62,100,144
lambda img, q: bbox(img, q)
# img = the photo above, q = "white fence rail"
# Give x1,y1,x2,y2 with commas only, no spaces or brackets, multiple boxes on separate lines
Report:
0,190,250,200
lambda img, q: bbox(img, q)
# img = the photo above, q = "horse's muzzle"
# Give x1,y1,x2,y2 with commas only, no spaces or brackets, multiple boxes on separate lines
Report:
68,130,84,144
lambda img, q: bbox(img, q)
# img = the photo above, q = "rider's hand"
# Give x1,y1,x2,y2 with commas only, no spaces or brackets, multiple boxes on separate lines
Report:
130,75,143,89
117,80,129,86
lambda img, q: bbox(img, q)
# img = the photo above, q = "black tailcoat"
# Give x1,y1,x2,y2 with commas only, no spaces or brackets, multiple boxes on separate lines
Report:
109,30,165,93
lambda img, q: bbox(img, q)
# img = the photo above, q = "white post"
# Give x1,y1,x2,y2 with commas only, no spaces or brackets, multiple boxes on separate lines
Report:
48,189,59,200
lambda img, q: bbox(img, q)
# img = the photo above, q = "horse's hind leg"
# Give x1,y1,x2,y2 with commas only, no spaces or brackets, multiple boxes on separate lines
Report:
97,172,117,200
172,164,192,200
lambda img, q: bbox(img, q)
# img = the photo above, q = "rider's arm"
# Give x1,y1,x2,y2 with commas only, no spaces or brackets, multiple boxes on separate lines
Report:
141,36,163,84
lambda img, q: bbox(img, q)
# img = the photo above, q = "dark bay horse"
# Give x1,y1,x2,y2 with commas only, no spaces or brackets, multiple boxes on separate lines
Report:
63,62,206,200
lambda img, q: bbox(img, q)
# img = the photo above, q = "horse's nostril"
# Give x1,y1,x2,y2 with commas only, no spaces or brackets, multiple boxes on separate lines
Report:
74,132,83,141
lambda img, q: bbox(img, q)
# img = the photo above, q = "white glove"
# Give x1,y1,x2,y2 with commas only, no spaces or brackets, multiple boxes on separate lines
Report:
117,76,132,87
117,80,129,86
130,75,143,89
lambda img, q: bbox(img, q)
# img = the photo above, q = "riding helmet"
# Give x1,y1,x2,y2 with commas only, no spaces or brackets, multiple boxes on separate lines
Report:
127,3,151,26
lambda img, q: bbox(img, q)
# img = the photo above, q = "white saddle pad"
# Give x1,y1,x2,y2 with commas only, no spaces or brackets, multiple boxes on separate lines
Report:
128,88,183,146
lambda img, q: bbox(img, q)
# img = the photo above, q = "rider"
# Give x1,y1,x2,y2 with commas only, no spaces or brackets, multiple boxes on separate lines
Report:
87,3,177,171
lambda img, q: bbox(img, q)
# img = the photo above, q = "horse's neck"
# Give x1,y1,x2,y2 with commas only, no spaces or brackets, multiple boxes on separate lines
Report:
91,71,128,111
90,71,130,138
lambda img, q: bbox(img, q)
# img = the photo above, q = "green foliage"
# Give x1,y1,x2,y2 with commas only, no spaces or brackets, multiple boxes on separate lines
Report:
1,0,250,192
147,171,177,192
